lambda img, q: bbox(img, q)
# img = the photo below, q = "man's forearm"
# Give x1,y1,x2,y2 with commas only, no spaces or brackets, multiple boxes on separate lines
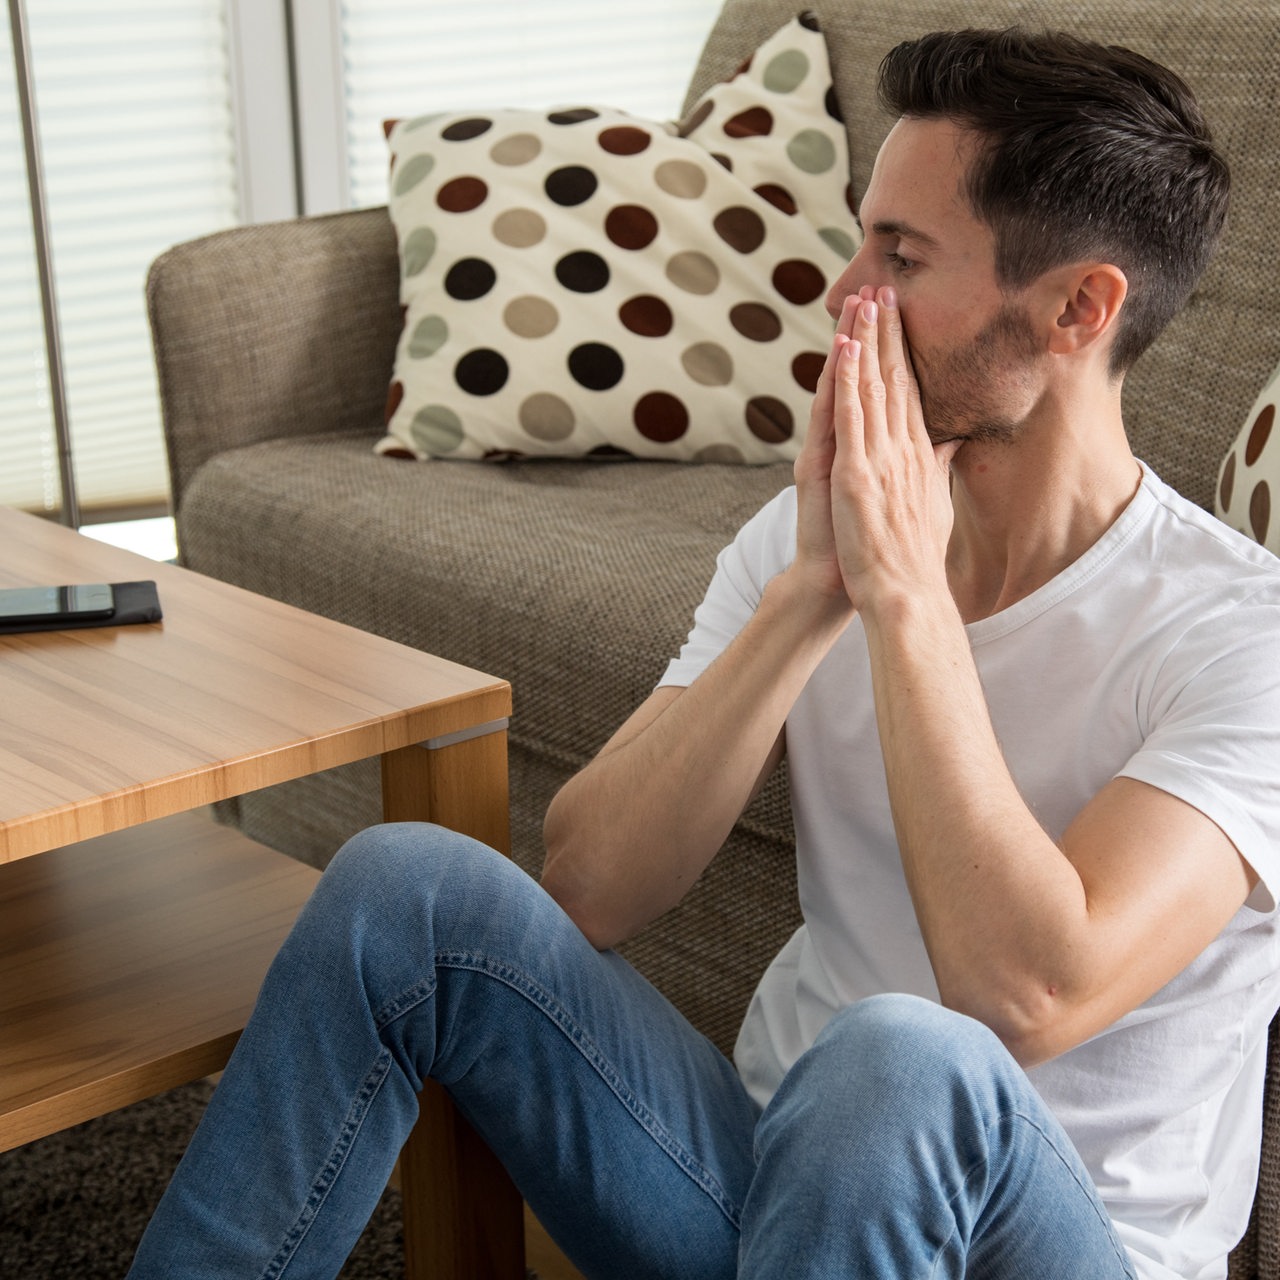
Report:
542,570,850,949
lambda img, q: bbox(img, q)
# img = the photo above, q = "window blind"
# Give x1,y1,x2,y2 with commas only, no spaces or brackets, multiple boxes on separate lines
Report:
338,0,723,210
0,0,239,515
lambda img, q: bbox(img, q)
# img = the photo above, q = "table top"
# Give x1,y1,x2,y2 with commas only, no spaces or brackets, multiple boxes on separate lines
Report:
0,508,511,862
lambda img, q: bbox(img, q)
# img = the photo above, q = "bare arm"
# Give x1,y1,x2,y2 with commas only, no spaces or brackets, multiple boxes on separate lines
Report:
831,288,1257,1064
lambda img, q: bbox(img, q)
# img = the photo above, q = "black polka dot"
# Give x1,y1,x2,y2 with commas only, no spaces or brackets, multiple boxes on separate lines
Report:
548,107,600,125
444,257,497,301
442,117,493,141
568,343,624,390
555,251,610,293
455,348,509,396
545,165,599,206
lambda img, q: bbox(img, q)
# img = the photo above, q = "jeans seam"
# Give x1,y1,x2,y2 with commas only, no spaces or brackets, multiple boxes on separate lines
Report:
374,949,745,1229
260,1051,394,1280
930,1109,1135,1280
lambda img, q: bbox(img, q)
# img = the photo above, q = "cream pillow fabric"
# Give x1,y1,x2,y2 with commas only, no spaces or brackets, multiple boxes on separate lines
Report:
377,12,857,464
1216,361,1279,552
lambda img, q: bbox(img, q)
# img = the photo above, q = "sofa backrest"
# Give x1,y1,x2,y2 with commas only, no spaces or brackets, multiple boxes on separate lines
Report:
687,0,1280,513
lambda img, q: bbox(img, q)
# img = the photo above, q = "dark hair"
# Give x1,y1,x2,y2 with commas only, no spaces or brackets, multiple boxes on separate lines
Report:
877,28,1230,374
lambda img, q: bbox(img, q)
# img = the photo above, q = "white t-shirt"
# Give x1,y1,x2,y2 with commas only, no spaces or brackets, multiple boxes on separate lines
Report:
659,465,1280,1280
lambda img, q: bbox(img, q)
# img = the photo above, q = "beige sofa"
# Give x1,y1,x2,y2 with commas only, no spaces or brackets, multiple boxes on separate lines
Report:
147,0,1280,1272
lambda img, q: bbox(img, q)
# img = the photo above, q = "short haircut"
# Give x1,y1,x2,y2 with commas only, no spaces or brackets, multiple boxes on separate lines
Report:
878,29,1230,374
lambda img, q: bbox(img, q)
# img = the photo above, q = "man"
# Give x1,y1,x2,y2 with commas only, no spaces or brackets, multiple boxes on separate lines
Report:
129,28,1280,1280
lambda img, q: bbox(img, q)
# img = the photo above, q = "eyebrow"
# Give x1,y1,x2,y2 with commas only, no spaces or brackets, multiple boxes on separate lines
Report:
854,215,943,252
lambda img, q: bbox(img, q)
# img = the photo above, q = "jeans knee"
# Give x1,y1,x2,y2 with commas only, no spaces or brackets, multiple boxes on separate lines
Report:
765,995,1015,1148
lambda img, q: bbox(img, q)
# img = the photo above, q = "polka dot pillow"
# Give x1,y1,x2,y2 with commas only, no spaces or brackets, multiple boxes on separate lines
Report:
376,11,856,464
1216,361,1280,552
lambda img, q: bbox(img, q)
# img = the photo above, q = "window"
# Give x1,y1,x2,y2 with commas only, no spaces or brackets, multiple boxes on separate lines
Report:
3,0,722,521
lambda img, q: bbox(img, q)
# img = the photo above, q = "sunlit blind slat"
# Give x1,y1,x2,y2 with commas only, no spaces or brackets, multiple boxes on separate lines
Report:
339,0,722,210
0,0,239,515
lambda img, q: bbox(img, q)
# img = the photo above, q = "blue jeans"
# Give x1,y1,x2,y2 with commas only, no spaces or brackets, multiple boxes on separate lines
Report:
126,823,1137,1279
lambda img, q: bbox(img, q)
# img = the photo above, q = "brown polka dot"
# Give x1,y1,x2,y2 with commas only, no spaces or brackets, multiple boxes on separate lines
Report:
634,392,689,443
441,117,492,141
381,446,416,460
1220,451,1237,512
792,352,825,393
730,303,783,342
437,176,488,212
725,107,774,138
1251,480,1271,544
606,205,659,250
619,295,673,337
678,100,714,137
746,397,794,444
754,184,798,216
598,126,651,156
772,260,826,306
385,380,404,423
1246,404,1275,466
713,207,766,254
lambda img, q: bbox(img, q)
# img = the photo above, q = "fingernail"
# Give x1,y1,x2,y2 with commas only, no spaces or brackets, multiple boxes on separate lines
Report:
862,300,877,324
882,286,898,309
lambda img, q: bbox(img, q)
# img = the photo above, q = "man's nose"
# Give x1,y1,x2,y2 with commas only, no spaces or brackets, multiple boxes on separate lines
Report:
825,241,880,321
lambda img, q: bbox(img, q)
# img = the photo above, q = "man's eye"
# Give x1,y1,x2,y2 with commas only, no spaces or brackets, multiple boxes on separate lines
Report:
885,251,916,273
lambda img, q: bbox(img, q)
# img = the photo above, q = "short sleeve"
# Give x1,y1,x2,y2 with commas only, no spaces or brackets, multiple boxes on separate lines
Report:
658,486,799,690
1118,593,1280,912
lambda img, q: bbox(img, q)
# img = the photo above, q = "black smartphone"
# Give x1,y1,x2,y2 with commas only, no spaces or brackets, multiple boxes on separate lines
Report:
0,583,116,624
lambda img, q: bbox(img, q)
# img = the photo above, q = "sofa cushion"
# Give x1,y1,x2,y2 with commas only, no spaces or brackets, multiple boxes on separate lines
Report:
1217,360,1279,552
378,11,854,465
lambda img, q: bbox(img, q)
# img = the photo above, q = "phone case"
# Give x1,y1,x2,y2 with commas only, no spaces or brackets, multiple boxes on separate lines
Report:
0,580,163,635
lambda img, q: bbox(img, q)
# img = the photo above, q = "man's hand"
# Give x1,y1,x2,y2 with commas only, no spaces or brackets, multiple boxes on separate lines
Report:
827,287,961,619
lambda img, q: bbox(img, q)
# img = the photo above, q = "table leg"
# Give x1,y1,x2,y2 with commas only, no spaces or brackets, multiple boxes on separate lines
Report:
381,727,526,1280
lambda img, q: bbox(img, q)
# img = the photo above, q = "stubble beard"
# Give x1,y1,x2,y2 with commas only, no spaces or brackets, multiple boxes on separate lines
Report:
917,302,1043,446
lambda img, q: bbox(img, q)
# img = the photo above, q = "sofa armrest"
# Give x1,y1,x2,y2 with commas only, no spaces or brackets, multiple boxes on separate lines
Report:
146,206,400,511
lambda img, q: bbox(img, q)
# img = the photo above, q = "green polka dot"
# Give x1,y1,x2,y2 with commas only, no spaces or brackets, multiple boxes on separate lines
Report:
401,227,437,278
819,226,858,260
787,129,836,174
393,153,435,195
763,50,810,94
408,314,448,359
410,405,465,454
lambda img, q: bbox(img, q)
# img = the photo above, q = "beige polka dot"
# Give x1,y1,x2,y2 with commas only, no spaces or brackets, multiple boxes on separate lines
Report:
654,159,708,199
503,295,559,338
696,442,746,463
493,208,546,248
519,392,576,441
666,251,720,295
682,342,733,386
490,132,542,165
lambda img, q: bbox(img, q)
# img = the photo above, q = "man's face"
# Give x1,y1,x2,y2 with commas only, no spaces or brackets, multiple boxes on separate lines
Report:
827,117,1046,444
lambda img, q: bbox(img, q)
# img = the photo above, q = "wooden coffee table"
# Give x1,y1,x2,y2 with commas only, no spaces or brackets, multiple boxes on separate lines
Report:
0,506,523,1277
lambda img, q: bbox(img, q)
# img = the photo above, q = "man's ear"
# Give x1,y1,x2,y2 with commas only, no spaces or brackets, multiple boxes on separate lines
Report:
1046,264,1129,356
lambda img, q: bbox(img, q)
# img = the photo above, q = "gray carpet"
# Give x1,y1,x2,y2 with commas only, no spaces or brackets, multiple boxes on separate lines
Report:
0,1080,408,1278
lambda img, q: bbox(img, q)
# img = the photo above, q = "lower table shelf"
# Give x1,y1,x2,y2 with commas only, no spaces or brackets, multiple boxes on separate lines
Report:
0,810,320,1151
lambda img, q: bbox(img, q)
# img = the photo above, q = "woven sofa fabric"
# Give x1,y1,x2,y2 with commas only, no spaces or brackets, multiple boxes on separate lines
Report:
689,0,1280,515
